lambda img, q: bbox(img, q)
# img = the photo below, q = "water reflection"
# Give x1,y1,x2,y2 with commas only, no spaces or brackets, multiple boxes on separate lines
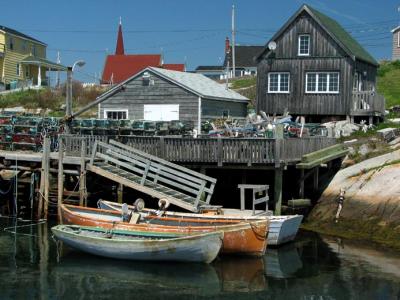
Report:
1,218,400,300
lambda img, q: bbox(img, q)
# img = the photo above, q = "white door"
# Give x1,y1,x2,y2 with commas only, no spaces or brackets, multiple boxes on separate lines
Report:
143,104,179,121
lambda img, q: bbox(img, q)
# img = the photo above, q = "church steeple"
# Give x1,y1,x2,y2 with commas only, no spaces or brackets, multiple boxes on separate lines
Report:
115,17,125,55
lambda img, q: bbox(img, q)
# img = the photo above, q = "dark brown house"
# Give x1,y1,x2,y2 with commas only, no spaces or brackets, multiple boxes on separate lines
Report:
255,5,385,123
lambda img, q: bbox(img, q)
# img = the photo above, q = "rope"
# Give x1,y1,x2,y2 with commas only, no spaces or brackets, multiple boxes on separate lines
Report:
2,218,47,238
249,222,268,241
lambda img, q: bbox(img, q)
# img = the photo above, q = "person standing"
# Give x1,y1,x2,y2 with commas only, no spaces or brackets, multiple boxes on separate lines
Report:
335,189,345,223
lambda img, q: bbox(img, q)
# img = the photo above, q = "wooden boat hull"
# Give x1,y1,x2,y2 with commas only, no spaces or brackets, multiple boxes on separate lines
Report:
52,225,223,263
99,200,301,246
61,204,268,256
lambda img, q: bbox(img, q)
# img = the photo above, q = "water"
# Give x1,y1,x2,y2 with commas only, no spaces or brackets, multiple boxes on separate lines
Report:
0,217,399,300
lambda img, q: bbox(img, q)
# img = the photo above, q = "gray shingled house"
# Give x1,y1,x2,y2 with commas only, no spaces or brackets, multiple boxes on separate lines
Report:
256,5,385,124
97,67,248,131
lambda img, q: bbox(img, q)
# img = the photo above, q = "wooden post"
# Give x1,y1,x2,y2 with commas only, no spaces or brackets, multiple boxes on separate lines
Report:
313,167,319,191
217,137,223,167
117,183,123,204
64,66,73,134
57,139,64,223
299,169,305,199
43,137,50,219
79,140,87,207
274,167,283,216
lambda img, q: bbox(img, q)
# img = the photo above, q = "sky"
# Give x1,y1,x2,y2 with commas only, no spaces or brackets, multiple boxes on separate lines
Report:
2,0,399,83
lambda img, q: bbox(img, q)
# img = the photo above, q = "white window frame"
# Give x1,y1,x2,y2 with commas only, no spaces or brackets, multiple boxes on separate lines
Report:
103,109,129,120
305,72,340,94
16,63,20,76
398,32,400,48
267,72,290,94
298,34,310,56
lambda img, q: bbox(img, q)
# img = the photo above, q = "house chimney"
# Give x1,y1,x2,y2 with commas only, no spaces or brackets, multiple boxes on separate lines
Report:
225,37,230,54
115,17,125,55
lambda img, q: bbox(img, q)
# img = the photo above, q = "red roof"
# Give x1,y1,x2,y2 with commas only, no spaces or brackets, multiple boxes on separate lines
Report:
101,54,162,84
162,64,186,72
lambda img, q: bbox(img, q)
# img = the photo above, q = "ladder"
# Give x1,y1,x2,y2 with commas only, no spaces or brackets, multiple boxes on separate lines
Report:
87,139,217,212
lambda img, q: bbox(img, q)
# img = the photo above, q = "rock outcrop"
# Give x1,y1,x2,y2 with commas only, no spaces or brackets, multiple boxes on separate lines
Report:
306,150,400,248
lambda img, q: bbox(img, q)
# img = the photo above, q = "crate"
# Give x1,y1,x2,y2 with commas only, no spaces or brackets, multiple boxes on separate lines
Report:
12,134,42,144
0,142,12,150
12,142,42,152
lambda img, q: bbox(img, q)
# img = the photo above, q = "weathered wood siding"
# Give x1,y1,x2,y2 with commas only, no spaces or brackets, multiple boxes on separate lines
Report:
201,98,247,119
100,73,199,123
100,72,248,121
256,11,378,118
393,30,400,61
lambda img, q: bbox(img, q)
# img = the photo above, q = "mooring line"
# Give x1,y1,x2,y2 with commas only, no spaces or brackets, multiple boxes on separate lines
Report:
2,220,47,238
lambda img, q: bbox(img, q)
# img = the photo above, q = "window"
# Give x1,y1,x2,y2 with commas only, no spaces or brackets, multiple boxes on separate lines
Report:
306,72,340,93
268,73,290,93
25,66,30,78
8,37,14,50
22,40,27,52
32,45,36,56
16,63,20,76
398,32,400,48
298,34,310,56
104,110,128,120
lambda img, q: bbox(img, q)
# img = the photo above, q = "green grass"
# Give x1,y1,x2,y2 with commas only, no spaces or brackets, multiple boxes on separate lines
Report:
377,60,400,108
230,76,257,89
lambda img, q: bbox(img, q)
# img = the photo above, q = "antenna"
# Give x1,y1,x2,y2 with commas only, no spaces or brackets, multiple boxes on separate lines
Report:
231,4,236,78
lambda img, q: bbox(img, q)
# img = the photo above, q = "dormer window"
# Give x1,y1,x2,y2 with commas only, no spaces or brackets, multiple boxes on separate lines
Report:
298,34,310,56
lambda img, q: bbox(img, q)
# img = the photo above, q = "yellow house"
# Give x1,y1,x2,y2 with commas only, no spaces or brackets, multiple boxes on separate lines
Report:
0,25,66,91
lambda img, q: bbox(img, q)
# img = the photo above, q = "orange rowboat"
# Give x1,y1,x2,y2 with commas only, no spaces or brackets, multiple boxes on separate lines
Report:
61,204,269,256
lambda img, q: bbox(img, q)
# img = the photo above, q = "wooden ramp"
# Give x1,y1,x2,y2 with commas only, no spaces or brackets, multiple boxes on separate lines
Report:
87,139,217,212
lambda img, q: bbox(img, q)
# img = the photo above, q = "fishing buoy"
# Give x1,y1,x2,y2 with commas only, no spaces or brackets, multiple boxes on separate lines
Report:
158,199,170,210
133,198,145,212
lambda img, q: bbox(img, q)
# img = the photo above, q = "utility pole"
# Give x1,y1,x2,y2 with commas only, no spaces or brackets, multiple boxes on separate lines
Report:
56,51,61,88
65,66,73,133
231,4,236,78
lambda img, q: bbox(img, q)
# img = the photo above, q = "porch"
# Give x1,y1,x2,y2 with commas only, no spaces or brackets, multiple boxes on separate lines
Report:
351,91,385,117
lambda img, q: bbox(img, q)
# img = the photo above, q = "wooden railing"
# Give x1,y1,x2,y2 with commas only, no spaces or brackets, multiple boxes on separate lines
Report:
60,134,336,166
352,91,385,115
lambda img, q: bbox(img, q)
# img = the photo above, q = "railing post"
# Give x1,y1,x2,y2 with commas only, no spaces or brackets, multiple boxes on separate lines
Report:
217,137,223,167
90,140,98,165
159,136,165,159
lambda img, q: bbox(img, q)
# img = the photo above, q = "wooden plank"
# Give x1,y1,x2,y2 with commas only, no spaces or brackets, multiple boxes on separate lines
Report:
87,164,198,212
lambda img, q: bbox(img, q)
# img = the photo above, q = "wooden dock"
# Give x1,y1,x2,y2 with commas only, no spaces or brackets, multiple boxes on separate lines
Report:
0,133,344,218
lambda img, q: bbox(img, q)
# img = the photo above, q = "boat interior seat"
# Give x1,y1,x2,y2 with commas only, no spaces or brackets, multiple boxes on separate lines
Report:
129,213,141,224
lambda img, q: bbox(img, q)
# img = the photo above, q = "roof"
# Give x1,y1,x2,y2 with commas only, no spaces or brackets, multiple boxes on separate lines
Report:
20,56,67,71
0,25,46,46
148,67,248,102
100,67,248,103
224,45,264,68
392,26,400,33
195,65,225,71
162,64,186,72
257,5,378,66
101,54,162,84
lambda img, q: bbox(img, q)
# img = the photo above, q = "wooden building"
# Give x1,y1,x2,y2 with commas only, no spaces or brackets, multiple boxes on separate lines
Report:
0,25,66,91
97,67,248,131
392,26,400,61
255,5,385,123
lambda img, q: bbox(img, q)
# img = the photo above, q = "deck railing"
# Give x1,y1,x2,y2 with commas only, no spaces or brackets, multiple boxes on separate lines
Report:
352,91,385,115
60,134,336,166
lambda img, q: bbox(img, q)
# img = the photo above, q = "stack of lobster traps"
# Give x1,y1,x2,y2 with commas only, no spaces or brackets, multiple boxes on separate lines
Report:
0,115,61,151
70,119,194,137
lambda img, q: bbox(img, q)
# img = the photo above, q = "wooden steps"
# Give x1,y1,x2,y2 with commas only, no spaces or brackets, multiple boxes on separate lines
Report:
87,140,216,212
